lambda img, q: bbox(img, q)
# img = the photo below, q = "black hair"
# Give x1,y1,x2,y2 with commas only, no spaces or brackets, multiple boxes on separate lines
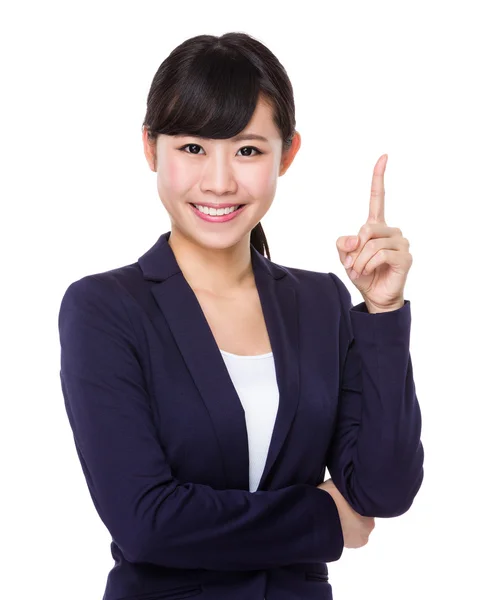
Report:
142,32,297,261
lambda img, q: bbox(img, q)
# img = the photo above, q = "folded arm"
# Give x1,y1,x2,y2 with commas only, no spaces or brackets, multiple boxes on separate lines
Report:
59,275,345,571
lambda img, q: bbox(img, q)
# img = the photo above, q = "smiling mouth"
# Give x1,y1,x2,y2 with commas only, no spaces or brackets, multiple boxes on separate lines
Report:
188,203,245,211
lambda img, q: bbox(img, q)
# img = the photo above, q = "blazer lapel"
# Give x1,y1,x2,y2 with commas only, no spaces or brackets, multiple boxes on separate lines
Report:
138,232,300,492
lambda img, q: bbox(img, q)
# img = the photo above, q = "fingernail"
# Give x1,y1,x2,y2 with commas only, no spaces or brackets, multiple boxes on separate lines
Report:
348,236,358,247
344,254,353,268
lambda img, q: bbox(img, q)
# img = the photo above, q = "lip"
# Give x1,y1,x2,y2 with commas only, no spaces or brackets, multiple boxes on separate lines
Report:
191,202,245,209
189,203,247,223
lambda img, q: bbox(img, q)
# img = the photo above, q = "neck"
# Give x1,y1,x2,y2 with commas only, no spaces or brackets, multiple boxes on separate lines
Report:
168,228,255,295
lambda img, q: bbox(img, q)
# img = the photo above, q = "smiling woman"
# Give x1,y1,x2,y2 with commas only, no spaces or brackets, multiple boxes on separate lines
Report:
141,32,302,261
59,29,423,600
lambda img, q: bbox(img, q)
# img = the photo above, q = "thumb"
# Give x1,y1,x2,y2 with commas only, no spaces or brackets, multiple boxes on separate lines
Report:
336,235,359,267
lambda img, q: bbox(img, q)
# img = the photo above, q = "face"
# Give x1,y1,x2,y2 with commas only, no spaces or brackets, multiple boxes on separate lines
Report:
142,95,301,251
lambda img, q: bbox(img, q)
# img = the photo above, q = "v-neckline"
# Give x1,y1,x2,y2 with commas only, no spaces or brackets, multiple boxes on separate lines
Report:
139,231,301,492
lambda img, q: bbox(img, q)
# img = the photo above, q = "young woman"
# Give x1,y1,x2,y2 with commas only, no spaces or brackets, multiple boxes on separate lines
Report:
59,32,423,600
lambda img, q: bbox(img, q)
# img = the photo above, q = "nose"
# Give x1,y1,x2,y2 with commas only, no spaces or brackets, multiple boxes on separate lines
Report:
199,151,237,196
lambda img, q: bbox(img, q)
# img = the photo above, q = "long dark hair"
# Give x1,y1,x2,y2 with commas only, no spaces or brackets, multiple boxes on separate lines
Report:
142,32,297,261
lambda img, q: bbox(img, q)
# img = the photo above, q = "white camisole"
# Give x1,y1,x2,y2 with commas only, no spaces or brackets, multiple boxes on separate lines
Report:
219,349,280,493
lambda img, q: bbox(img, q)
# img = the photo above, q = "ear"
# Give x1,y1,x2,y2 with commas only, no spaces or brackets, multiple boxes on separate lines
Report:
279,130,301,176
142,127,157,172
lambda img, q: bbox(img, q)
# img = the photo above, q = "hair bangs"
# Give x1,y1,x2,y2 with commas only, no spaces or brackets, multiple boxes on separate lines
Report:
156,50,262,141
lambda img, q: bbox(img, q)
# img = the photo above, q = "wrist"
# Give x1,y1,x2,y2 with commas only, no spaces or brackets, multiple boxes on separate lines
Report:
364,299,405,314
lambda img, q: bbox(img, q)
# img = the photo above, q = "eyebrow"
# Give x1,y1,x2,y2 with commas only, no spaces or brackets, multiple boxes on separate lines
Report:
175,133,269,143
231,133,269,143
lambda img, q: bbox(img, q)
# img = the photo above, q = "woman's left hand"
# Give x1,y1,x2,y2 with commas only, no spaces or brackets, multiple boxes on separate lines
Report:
336,154,412,312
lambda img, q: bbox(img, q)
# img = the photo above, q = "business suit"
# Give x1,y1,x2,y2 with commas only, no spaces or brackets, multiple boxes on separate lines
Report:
58,230,424,600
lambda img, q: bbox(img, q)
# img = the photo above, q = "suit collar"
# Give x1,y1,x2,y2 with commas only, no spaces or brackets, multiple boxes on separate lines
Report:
137,231,300,492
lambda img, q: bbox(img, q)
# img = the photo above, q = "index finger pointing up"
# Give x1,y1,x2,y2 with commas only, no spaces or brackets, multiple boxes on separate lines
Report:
368,154,388,223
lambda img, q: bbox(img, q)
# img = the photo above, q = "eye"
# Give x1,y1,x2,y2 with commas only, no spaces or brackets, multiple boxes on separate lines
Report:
179,144,205,155
178,144,263,157
237,146,263,157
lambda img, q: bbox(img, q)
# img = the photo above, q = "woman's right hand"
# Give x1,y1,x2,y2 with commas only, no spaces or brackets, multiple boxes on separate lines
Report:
317,478,375,549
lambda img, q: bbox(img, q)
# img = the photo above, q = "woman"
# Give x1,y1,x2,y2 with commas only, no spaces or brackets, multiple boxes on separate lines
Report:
59,32,423,600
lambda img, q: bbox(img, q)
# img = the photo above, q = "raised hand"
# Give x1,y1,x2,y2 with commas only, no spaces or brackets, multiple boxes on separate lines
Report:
336,154,412,312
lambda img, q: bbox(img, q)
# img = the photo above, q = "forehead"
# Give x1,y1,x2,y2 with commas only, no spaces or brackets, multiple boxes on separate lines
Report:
245,97,277,133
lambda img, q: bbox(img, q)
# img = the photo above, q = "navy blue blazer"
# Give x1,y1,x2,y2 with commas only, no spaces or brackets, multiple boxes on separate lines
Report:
58,231,424,600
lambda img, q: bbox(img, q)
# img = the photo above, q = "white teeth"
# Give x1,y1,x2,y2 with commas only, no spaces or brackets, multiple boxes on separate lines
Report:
193,204,241,216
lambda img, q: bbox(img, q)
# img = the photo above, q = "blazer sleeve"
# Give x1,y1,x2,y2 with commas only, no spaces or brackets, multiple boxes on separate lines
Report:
58,275,344,571
325,272,424,518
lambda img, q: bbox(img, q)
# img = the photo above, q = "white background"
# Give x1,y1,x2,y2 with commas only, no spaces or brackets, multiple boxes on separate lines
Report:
1,1,495,598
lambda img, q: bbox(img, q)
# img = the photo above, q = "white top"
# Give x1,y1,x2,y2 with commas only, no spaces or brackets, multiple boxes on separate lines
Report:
219,349,279,493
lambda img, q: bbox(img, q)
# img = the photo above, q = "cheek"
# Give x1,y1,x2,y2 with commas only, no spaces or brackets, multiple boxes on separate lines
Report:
240,161,278,197
158,158,195,195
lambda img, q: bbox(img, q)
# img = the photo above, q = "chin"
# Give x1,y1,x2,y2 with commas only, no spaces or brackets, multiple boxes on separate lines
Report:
186,227,253,251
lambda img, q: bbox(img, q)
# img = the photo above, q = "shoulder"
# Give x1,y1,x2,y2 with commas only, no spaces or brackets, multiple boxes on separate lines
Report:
59,260,143,317
268,257,352,305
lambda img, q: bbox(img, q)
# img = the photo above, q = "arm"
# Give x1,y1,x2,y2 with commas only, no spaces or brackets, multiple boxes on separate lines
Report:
59,275,344,571
325,272,424,518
